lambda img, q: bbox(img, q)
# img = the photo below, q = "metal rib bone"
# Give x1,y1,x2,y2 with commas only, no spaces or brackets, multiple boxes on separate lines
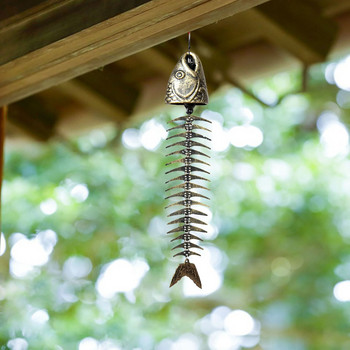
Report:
168,216,207,226
173,250,201,258
167,124,211,132
166,182,209,192
165,174,210,183
165,165,210,175
165,200,210,209
166,140,210,150
170,115,212,123
166,149,210,158
171,233,203,241
167,208,208,217
172,242,203,250
167,132,211,141
167,225,207,234
165,157,210,166
165,191,210,200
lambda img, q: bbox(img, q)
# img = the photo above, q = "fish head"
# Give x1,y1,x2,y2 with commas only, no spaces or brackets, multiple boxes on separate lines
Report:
165,52,209,105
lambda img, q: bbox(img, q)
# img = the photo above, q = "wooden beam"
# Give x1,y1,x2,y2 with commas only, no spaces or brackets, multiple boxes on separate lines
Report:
253,0,338,64
0,0,152,64
0,0,271,107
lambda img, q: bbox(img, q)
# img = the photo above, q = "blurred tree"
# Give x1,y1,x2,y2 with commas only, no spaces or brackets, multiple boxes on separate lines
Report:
1,56,350,350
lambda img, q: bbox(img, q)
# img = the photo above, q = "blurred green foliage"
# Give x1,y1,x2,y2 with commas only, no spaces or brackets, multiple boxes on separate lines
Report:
1,56,350,350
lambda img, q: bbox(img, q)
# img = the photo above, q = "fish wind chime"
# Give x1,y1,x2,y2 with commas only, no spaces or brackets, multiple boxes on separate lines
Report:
164,33,211,289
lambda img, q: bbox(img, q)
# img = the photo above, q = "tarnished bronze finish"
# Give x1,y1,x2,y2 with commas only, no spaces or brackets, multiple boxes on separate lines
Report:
165,174,210,184
167,207,208,216
165,52,209,105
165,157,210,167
165,165,210,175
166,148,210,158
170,115,212,123
171,233,203,242
165,43,211,289
167,225,207,234
168,216,207,226
172,242,203,250
169,260,202,288
166,182,209,192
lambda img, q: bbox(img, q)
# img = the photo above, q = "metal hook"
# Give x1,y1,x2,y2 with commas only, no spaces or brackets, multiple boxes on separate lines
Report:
188,32,191,53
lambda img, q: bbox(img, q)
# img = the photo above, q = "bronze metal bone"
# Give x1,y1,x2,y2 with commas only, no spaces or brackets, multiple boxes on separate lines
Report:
166,182,209,192
167,208,208,217
165,199,210,209
165,182,209,192
173,250,201,258
166,139,210,149
172,242,203,250
168,216,207,226
165,165,210,175
166,131,211,141
167,225,207,234
170,115,211,123
165,191,210,200
171,233,203,241
167,124,211,132
165,157,210,166
166,148,210,158
165,174,210,184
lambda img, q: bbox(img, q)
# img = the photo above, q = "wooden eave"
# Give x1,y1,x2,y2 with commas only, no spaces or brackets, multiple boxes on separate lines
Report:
0,0,349,141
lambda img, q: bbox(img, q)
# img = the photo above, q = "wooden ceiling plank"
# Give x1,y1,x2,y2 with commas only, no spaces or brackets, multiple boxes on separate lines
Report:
135,48,175,77
253,0,338,64
0,0,48,25
9,97,57,141
0,0,271,107
315,0,350,17
198,11,262,52
56,80,127,123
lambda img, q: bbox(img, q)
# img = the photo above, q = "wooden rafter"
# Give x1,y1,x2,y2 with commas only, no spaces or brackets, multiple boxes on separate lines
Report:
56,80,127,123
253,0,338,64
0,0,271,107
9,97,57,141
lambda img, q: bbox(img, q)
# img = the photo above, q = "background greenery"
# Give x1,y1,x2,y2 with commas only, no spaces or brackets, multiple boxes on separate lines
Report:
1,54,350,350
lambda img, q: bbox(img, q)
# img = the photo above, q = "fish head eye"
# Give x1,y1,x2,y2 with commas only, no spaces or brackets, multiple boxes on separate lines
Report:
174,70,185,80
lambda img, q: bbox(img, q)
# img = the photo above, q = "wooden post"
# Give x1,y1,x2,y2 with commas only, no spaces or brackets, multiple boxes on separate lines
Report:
0,106,6,233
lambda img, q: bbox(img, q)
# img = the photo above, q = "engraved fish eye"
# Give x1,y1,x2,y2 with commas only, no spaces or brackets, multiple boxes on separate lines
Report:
174,70,185,80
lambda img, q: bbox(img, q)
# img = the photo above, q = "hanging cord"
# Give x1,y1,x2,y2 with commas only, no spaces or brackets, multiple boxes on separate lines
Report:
186,32,196,71
0,106,6,235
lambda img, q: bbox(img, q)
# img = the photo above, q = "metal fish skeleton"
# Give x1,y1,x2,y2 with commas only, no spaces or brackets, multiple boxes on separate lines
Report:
165,49,211,289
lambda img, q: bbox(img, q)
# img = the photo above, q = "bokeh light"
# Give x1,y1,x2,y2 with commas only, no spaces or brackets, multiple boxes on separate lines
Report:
333,281,350,302
333,55,350,91
0,232,6,256
40,198,58,215
96,258,149,298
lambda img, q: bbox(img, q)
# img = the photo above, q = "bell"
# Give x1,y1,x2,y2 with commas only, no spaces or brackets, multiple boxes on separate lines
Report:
165,52,209,106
